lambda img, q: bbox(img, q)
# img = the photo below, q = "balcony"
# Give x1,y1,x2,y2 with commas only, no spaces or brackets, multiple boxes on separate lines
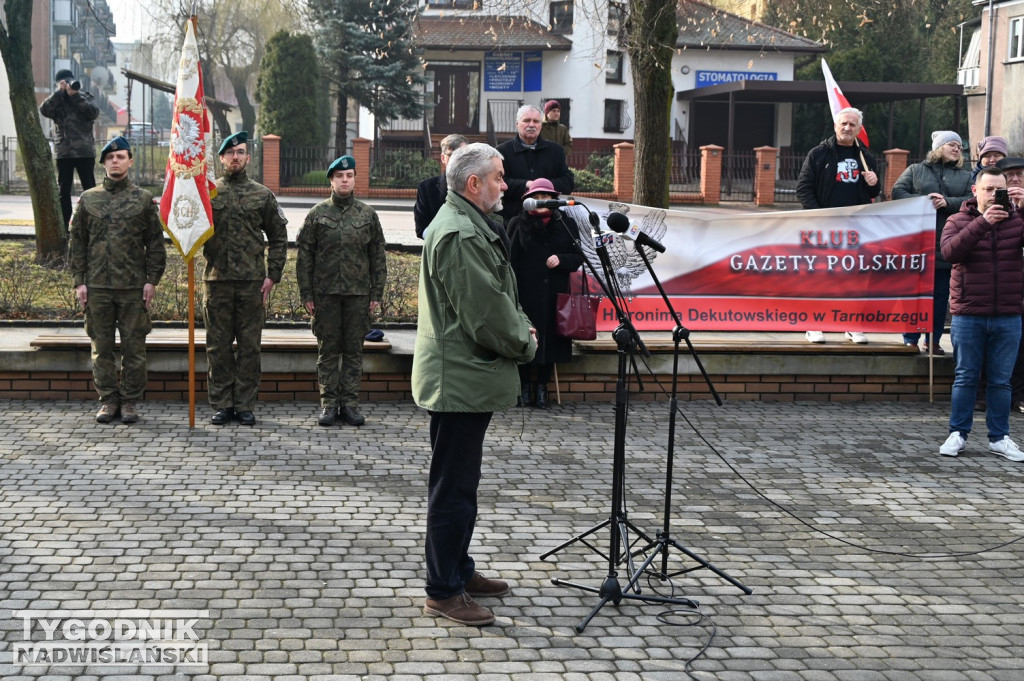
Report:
52,0,76,33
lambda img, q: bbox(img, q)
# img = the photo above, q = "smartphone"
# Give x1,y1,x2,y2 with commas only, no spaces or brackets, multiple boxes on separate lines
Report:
996,188,1013,212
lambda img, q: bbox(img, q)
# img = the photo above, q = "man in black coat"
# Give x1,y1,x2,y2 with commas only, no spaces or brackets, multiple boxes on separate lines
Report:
496,105,574,223
414,134,468,239
795,106,880,345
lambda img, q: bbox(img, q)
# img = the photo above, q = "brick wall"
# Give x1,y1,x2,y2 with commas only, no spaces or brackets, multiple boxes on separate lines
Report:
0,369,952,403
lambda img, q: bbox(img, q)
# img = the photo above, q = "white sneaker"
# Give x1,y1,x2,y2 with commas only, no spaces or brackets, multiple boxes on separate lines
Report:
845,331,869,344
988,436,1024,462
805,330,825,344
939,432,965,457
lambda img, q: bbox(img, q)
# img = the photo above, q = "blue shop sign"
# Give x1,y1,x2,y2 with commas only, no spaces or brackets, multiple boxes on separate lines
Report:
694,70,778,88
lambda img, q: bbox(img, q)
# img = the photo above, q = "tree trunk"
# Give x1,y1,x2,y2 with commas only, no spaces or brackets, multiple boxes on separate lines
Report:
201,58,232,138
225,68,256,137
334,89,349,155
627,0,677,209
0,0,66,261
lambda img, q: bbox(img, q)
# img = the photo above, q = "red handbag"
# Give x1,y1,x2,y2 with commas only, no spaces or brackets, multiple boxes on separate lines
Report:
555,272,600,340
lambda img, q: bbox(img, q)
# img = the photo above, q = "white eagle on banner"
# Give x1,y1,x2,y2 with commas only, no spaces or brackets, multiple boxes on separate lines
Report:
159,18,215,261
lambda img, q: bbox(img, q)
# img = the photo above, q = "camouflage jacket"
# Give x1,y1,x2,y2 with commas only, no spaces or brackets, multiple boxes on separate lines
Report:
39,89,99,159
204,171,288,282
69,177,167,289
295,192,387,302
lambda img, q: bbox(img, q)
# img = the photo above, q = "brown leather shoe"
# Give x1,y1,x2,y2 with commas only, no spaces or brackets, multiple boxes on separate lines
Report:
423,593,494,626
95,401,120,424
465,572,510,598
120,401,138,424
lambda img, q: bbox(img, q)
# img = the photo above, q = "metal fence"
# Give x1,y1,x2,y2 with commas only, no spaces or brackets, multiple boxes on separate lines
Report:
280,145,339,187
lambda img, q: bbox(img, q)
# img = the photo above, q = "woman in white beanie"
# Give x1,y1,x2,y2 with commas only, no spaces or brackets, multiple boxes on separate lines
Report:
891,130,973,354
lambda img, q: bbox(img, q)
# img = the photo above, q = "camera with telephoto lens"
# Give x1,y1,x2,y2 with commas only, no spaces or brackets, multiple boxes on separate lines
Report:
69,80,81,91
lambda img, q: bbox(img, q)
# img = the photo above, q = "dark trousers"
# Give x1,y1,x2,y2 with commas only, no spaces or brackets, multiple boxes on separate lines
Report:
904,267,951,347
57,157,96,227
424,411,492,600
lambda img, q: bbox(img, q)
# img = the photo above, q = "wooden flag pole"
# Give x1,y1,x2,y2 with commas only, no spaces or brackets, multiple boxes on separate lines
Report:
188,259,196,427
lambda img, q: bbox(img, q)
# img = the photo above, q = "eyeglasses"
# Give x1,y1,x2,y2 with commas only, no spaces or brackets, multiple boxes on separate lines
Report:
944,142,962,150
222,149,248,157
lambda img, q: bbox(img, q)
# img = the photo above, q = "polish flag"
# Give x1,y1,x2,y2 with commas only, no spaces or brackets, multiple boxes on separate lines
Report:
160,17,216,261
821,58,870,148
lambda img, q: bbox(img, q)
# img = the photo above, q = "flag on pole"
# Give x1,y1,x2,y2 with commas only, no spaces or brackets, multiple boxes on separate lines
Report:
160,17,216,261
821,58,870,148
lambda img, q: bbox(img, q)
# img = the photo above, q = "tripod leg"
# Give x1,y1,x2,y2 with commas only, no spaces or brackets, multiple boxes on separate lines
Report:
660,536,753,595
539,518,611,561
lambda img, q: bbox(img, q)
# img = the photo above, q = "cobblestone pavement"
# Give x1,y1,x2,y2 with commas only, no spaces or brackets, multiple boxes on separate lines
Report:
2,399,1024,680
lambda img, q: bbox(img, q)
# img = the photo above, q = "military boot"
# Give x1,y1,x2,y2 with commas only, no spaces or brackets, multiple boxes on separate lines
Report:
120,401,139,424
95,400,120,424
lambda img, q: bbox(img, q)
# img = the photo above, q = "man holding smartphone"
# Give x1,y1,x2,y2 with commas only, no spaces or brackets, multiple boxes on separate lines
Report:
938,167,1024,462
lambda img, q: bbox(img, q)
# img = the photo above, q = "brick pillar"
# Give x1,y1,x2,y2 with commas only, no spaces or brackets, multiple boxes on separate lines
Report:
701,144,724,205
754,145,778,207
613,142,635,203
352,137,371,197
261,134,281,193
883,148,910,200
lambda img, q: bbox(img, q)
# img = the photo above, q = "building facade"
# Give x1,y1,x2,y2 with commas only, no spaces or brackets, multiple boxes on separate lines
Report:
373,0,821,159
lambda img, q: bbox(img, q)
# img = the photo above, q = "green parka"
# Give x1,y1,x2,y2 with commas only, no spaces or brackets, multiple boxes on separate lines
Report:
412,191,536,412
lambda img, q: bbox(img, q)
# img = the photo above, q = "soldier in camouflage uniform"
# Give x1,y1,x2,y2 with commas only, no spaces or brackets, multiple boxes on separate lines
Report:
69,136,167,424
203,131,288,427
296,155,387,427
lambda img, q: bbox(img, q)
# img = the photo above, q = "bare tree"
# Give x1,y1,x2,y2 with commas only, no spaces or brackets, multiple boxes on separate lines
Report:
0,0,66,260
151,0,304,136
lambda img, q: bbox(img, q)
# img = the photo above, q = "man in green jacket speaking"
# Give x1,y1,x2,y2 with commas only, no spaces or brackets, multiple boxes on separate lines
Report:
412,143,537,626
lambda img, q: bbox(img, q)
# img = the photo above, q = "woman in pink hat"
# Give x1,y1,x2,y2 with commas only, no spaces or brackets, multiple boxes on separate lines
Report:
507,178,583,408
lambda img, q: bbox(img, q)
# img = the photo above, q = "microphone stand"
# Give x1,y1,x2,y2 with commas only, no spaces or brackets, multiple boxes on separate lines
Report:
539,205,702,633
626,244,752,596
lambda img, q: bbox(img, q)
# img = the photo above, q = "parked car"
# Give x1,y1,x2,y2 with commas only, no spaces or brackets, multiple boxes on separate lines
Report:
124,122,165,145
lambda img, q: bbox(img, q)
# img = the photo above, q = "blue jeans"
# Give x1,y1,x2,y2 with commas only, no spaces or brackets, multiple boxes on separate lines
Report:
949,314,1022,441
904,267,951,346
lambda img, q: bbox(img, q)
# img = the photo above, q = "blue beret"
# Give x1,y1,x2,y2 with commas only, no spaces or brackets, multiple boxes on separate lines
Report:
327,155,356,177
99,136,132,164
218,131,249,155
364,329,385,342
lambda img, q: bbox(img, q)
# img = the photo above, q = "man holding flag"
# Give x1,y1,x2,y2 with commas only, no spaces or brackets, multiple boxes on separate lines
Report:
203,131,288,426
796,60,881,345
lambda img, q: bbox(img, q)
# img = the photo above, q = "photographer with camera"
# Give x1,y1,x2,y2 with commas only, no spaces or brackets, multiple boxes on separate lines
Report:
938,166,1024,462
40,69,100,228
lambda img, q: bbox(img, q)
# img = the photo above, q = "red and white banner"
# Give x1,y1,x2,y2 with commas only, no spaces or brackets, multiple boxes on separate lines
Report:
160,18,216,261
566,197,935,333
821,58,870,148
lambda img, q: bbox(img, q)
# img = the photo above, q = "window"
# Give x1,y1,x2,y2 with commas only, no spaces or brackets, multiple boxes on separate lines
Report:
425,0,479,8
550,1,574,34
1011,17,1024,60
606,51,624,84
607,2,624,36
603,99,631,133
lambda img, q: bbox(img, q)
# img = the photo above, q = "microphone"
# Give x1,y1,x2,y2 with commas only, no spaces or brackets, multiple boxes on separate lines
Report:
605,211,666,253
523,197,578,211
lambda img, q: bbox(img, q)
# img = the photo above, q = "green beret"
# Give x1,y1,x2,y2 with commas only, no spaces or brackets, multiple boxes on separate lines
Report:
99,136,132,164
218,131,249,155
327,155,356,178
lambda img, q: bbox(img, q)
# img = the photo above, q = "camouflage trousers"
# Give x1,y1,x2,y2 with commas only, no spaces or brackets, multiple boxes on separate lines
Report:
311,294,370,408
203,280,265,411
84,287,153,403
